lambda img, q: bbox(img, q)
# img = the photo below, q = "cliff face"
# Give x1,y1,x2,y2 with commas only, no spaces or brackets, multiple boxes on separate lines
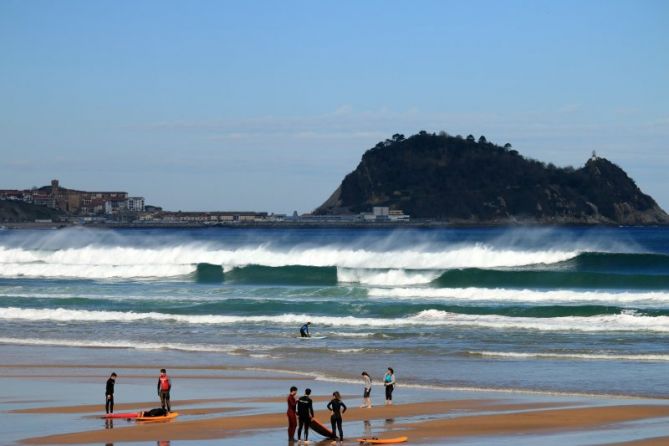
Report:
315,132,669,225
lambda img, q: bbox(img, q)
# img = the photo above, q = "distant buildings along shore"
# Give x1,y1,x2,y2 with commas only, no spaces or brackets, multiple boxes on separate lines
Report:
0,179,144,217
0,179,410,225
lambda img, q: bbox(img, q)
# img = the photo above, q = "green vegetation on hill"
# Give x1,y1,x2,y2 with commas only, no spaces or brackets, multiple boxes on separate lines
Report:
316,131,669,225
0,200,64,223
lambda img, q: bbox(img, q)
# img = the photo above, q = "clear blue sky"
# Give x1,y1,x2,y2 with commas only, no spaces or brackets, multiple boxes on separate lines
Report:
1,0,667,213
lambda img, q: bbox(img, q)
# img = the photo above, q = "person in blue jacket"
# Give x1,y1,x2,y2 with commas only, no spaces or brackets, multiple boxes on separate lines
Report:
299,322,311,338
383,367,396,405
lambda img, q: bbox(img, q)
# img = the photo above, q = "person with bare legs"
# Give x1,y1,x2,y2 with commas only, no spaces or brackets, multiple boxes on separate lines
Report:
360,371,372,408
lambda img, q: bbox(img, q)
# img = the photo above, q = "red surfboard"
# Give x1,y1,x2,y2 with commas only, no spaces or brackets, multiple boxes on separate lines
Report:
101,412,139,419
310,417,335,438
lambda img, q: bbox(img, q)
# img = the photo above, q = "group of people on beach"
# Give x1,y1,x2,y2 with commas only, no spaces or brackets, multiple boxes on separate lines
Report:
362,368,396,407
286,367,396,443
105,368,173,415
103,322,397,443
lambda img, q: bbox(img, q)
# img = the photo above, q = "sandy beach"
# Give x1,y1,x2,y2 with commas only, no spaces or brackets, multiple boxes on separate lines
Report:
2,360,669,446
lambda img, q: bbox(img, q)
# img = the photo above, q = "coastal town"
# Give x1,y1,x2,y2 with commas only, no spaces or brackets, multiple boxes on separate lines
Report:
0,179,410,226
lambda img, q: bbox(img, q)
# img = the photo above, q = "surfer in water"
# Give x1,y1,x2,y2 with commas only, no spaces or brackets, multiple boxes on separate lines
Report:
300,322,311,338
105,372,117,414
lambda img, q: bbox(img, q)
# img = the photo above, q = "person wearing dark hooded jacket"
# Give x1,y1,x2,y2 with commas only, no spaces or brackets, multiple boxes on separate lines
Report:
105,372,117,414
296,388,314,442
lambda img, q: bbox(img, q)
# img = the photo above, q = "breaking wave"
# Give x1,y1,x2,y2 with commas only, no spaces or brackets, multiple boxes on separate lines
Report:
368,288,669,307
468,351,669,362
0,244,579,280
2,307,668,332
0,337,238,353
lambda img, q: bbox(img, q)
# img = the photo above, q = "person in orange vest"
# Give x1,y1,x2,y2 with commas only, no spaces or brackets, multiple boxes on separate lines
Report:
157,368,172,412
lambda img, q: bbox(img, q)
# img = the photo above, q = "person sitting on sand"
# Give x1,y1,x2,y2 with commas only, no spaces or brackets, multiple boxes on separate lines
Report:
327,391,347,442
157,368,172,413
105,372,117,414
300,322,311,338
296,388,314,443
361,371,372,408
287,386,298,442
384,367,396,405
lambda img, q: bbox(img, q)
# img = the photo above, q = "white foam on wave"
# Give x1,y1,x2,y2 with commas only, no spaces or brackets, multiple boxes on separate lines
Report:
0,336,238,353
0,263,193,279
2,307,668,332
332,332,376,338
332,348,366,353
337,268,441,286
469,350,669,362
368,287,669,307
0,244,579,279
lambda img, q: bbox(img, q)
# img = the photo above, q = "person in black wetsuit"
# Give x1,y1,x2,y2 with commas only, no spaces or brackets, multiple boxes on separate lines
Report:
105,372,117,414
299,322,311,338
296,388,314,442
327,391,347,441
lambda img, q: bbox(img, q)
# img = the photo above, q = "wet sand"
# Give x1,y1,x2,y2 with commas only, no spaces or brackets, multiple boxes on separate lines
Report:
5,364,669,445
21,401,669,445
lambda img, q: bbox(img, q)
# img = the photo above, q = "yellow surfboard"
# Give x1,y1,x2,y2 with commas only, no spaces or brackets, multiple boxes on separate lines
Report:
357,437,408,444
136,411,179,422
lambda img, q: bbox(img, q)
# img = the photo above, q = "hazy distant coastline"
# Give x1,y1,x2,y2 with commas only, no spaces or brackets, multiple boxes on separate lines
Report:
3,220,669,231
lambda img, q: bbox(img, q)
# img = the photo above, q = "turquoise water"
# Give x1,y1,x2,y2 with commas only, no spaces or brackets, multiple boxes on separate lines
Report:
1,226,668,398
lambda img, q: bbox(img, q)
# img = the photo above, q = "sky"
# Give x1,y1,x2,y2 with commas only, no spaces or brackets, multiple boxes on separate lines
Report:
1,0,668,213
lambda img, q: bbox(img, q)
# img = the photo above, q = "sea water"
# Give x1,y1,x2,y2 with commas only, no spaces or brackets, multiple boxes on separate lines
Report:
1,226,668,398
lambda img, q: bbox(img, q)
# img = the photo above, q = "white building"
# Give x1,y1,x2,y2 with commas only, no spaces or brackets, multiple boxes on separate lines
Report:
127,197,145,212
389,209,410,221
373,207,389,217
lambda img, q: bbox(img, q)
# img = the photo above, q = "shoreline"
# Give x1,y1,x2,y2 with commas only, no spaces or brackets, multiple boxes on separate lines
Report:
1,361,666,402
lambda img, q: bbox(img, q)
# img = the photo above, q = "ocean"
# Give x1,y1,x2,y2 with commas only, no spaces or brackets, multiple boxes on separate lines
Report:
1,226,668,399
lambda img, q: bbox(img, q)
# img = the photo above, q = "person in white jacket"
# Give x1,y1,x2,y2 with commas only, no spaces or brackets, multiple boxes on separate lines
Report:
361,371,372,408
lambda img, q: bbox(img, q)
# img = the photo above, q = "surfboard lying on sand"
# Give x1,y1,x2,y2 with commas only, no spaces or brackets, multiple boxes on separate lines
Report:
135,412,179,422
310,417,334,438
101,412,139,419
357,436,409,444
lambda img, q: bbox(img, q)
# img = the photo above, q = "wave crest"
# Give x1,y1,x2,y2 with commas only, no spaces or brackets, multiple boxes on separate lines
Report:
2,307,668,332
0,244,579,279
